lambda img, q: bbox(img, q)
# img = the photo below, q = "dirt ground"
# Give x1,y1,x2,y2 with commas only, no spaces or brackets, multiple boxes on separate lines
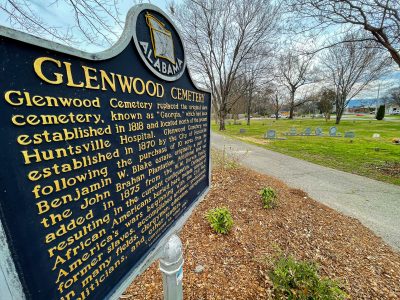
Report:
123,165,400,299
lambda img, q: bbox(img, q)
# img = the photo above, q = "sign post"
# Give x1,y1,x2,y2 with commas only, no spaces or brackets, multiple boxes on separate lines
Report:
159,234,184,300
0,4,210,300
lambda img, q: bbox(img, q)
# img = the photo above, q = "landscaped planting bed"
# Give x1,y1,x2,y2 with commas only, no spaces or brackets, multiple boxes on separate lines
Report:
123,163,400,299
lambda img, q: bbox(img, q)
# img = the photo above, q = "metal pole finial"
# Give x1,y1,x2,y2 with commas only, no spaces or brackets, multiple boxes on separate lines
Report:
159,234,184,300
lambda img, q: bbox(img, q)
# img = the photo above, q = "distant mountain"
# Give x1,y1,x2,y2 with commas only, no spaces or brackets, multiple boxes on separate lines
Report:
347,98,385,108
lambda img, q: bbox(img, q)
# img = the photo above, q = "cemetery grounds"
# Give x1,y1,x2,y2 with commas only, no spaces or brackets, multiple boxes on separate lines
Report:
211,118,400,185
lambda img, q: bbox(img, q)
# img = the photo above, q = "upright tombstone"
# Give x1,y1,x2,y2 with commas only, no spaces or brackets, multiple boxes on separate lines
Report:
265,130,276,139
329,126,338,137
303,127,312,136
239,128,246,134
315,127,323,136
0,4,210,300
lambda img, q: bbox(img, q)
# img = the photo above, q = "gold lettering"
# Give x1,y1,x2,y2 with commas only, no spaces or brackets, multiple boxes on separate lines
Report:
82,66,100,89
133,78,145,95
64,62,84,87
171,87,177,99
4,90,23,106
33,57,63,84
100,70,116,91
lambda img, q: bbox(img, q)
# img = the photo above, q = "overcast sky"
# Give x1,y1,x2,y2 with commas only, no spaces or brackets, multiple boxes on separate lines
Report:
0,0,398,99
0,0,170,51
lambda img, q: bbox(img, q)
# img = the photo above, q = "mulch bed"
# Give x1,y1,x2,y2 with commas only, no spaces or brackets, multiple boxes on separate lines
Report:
123,166,400,299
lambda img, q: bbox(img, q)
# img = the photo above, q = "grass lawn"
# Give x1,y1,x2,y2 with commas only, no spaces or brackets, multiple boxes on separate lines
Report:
211,117,400,185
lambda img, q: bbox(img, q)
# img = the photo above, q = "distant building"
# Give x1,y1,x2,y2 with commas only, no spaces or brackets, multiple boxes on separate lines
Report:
388,105,399,114
345,98,384,114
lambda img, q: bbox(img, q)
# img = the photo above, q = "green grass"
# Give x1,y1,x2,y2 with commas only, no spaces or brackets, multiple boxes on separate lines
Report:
212,118,400,185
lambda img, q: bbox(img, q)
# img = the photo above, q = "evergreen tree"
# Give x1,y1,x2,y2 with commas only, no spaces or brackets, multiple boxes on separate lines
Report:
376,105,385,120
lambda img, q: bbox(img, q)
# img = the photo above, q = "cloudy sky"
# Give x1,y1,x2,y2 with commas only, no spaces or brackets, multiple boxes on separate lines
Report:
0,0,398,99
0,0,170,51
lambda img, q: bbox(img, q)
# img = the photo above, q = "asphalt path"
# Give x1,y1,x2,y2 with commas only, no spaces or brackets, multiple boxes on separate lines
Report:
212,132,400,251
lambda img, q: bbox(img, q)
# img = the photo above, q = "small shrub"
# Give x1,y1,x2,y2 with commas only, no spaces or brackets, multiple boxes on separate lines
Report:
376,105,385,120
260,187,277,209
206,207,233,234
269,256,348,300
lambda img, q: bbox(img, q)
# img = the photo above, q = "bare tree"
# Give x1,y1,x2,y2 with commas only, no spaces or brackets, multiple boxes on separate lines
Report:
385,86,400,106
252,86,275,117
0,0,127,48
289,0,400,68
244,73,257,126
322,36,390,124
276,51,315,119
271,89,285,120
171,0,280,130
317,88,336,121
243,60,274,125
228,76,247,124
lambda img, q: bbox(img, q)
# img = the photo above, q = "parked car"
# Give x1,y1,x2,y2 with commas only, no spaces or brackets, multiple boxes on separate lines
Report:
270,114,282,118
390,110,400,115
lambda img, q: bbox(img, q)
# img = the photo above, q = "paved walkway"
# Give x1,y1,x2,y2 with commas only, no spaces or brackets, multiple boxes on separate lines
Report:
212,132,400,251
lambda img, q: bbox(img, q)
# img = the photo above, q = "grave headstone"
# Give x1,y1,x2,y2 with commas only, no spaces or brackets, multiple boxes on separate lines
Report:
373,133,381,138
329,126,338,136
0,4,211,300
266,130,276,139
304,127,312,136
315,127,323,136
240,128,246,133
344,131,355,138
289,127,297,136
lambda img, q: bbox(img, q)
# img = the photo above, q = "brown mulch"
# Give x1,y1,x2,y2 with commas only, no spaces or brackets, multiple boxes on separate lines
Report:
123,166,400,299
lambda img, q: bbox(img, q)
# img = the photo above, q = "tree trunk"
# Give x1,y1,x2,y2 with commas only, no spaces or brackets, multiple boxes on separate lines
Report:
289,91,295,119
275,106,280,120
274,94,280,120
219,113,226,130
335,107,344,124
325,112,330,122
335,95,346,124
289,106,295,119
246,100,251,126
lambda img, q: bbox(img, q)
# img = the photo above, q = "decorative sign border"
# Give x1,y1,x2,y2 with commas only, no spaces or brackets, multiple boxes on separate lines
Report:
132,5,187,81
0,4,211,300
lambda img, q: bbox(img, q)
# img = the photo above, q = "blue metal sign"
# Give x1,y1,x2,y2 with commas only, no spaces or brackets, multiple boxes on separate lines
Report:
0,4,210,300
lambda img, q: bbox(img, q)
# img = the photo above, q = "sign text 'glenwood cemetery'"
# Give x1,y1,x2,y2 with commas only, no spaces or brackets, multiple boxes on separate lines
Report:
0,4,210,300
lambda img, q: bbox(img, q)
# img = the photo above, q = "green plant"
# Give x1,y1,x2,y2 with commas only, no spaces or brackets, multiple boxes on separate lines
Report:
206,207,233,234
376,104,385,120
260,187,277,208
211,148,241,169
269,256,348,300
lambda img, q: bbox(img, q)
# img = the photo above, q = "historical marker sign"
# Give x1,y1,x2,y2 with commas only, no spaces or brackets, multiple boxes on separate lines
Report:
0,4,210,300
